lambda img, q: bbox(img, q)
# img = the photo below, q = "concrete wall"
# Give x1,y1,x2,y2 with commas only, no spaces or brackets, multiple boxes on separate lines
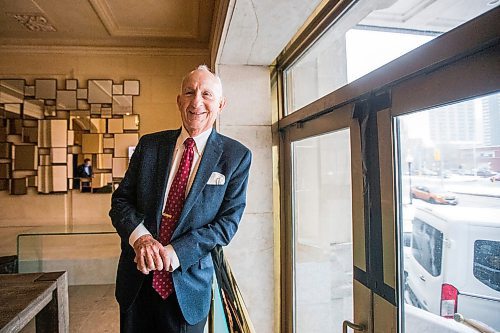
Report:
218,64,274,333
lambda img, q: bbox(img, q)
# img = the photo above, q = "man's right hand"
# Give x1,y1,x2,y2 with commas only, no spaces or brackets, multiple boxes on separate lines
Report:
132,234,170,274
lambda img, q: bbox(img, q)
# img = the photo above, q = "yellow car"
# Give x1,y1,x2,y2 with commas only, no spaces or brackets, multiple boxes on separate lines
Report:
410,186,458,205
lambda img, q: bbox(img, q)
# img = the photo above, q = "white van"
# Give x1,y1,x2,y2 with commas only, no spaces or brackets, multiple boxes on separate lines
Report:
405,204,500,330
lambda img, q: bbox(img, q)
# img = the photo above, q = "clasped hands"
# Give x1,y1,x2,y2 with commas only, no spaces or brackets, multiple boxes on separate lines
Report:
133,234,172,274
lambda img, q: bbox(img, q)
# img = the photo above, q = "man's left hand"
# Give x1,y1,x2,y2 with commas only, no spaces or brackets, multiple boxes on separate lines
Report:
132,234,170,274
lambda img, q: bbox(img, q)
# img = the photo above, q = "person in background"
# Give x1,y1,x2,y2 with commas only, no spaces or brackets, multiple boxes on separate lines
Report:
76,158,93,178
75,158,93,191
109,65,252,333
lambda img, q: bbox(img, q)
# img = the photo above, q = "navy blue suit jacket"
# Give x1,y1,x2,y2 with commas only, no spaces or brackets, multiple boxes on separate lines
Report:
110,128,251,325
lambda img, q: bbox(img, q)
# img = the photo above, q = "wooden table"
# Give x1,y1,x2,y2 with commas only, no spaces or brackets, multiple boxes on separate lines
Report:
0,272,68,333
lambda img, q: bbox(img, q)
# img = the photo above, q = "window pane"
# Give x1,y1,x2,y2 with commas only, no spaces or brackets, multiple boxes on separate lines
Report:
398,92,500,332
285,0,499,114
292,129,352,332
474,240,500,292
411,218,443,277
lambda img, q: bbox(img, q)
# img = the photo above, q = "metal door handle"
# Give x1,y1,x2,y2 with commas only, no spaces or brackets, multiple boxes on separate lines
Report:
343,320,366,333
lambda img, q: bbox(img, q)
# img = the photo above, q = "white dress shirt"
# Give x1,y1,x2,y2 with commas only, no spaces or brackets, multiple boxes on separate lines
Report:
129,126,212,271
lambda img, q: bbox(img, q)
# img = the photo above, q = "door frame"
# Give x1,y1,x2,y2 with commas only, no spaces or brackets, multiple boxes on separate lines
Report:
277,7,500,333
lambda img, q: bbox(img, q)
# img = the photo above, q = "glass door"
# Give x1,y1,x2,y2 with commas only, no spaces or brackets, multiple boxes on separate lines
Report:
282,105,369,333
396,93,500,333
387,41,500,332
293,129,353,332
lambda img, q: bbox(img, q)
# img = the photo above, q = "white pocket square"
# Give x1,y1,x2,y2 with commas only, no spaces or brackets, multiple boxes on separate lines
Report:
207,172,225,185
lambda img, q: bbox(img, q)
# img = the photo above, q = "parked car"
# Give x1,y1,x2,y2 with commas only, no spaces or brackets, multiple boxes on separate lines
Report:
490,174,500,182
404,205,500,331
411,186,458,205
477,170,496,177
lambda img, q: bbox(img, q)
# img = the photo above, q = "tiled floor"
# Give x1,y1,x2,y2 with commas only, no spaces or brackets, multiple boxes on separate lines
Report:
69,284,119,332
20,284,119,333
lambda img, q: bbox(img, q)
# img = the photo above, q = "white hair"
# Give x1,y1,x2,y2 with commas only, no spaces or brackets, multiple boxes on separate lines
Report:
180,64,224,95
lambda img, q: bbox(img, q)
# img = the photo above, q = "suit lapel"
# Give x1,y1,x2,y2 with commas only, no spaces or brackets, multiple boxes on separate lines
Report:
155,129,181,232
177,130,222,226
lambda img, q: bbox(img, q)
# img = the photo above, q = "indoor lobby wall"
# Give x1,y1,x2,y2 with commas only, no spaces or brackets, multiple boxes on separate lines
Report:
0,48,209,256
218,64,274,333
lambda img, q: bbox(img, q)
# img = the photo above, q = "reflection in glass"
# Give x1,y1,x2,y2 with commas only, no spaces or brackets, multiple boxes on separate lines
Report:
284,0,499,114
114,133,138,158
113,84,123,95
44,105,56,117
90,118,106,134
66,79,77,90
474,240,500,292
123,114,139,131
123,80,140,95
292,129,352,332
82,134,103,154
108,118,123,134
24,100,44,119
88,80,112,104
69,111,90,131
4,104,21,116
0,80,25,104
25,85,35,97
398,92,500,331
56,90,77,110
77,88,87,99
35,79,56,99
112,95,132,115
38,120,68,148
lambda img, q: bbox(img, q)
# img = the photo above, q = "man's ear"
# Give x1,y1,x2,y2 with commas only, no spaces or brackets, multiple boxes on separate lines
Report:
219,96,227,112
176,95,181,109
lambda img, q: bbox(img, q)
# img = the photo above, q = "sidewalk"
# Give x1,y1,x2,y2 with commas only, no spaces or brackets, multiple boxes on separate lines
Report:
446,183,500,198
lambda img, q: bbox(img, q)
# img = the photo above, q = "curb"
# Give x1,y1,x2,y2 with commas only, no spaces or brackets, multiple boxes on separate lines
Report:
452,191,500,199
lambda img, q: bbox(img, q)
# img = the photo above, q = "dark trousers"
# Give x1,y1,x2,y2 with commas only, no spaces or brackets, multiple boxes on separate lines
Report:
120,275,207,333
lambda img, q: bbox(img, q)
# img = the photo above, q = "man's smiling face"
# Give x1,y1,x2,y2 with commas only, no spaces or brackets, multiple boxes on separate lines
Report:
177,69,226,137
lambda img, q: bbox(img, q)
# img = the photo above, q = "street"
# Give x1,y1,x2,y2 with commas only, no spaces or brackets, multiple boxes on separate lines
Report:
451,193,500,208
401,174,500,209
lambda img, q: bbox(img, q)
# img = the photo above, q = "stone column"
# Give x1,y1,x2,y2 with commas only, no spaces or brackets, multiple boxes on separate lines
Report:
217,64,274,333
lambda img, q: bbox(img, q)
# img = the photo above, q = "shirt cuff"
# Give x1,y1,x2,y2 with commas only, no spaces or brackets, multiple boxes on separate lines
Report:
165,244,180,271
128,222,151,248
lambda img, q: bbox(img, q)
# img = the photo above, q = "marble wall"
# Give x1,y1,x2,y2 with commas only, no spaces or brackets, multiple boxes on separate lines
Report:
218,65,274,333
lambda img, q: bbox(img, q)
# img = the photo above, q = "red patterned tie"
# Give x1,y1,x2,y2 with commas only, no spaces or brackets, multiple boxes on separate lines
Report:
153,137,195,299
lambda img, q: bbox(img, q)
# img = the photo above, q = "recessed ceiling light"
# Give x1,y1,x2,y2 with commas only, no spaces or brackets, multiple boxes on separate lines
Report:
6,13,56,32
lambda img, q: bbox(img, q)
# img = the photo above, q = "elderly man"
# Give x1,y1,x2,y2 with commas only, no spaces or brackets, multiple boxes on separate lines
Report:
110,65,252,332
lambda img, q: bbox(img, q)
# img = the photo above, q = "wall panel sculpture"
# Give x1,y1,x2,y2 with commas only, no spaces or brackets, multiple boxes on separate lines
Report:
0,78,140,195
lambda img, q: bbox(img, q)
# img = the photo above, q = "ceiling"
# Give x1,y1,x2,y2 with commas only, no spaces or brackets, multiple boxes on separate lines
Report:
0,0,497,65
218,0,499,65
0,0,216,49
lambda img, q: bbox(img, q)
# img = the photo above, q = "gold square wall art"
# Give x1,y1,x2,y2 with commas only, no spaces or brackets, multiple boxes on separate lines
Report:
112,158,128,178
50,147,67,164
56,90,77,110
0,80,25,104
38,120,68,148
123,114,139,131
0,77,140,195
114,133,139,158
108,118,123,134
88,80,112,104
35,79,56,100
82,134,103,154
97,153,113,169
13,144,37,170
90,118,106,134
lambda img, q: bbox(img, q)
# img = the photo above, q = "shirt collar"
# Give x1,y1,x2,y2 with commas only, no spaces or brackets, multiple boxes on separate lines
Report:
177,126,212,156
